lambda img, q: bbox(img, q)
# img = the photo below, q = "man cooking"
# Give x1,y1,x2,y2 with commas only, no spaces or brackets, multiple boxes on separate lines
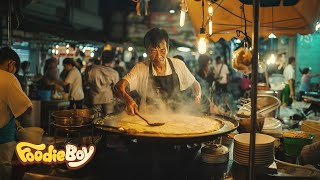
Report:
115,28,201,115
0,47,32,180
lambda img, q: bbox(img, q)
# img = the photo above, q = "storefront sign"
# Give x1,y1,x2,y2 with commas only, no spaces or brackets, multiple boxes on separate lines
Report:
15,142,96,170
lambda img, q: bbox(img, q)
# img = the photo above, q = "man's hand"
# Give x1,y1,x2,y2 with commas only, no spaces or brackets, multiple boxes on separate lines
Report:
290,91,294,99
194,95,201,105
126,99,139,115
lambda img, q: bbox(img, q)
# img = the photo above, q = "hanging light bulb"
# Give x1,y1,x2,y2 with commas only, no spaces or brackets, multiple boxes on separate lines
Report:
208,3,213,35
208,18,213,35
268,33,277,39
208,3,213,16
198,28,207,54
198,37,206,54
179,0,188,27
180,10,185,27
316,22,320,31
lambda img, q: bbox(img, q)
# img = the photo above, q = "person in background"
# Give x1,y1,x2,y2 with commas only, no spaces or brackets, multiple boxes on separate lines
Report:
173,55,193,74
113,59,126,78
214,56,229,94
55,58,84,109
127,56,137,71
195,55,214,114
299,67,320,98
240,74,251,98
39,58,59,91
87,51,119,114
299,141,320,169
83,58,101,107
0,47,32,180
195,55,212,98
115,27,201,115
76,58,84,73
43,57,58,75
17,61,30,94
282,57,296,106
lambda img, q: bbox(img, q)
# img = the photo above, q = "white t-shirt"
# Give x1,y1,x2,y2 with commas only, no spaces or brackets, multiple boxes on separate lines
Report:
123,58,196,107
0,70,32,128
214,63,229,84
283,64,295,84
65,67,84,100
88,65,119,104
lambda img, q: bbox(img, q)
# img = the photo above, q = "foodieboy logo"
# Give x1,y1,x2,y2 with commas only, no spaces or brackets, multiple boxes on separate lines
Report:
15,142,96,170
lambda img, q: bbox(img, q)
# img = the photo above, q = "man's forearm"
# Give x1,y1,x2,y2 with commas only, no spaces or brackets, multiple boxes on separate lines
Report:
115,79,134,103
289,79,294,93
55,79,68,87
193,80,201,97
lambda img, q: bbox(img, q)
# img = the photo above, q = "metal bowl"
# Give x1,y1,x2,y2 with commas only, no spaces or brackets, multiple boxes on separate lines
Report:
234,113,265,133
51,109,95,126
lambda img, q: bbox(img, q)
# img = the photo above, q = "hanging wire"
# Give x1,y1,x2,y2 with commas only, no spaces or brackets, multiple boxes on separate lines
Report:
272,6,274,34
211,1,252,23
211,0,225,16
236,4,251,46
240,5,243,32
270,7,274,51
206,0,225,36
201,0,205,28
243,5,247,36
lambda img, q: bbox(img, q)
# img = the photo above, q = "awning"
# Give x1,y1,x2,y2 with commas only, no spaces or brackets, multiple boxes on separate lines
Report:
187,0,320,42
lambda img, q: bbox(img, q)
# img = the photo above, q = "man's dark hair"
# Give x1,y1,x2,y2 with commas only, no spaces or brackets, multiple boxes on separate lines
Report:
144,28,169,49
215,56,222,62
301,67,310,74
101,50,114,64
288,57,295,64
93,58,101,65
0,47,21,72
76,58,83,68
63,58,76,66
21,61,30,72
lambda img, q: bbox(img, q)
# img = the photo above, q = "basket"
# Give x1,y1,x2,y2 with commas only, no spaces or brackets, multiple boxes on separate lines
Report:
300,120,320,143
283,132,314,157
38,90,52,101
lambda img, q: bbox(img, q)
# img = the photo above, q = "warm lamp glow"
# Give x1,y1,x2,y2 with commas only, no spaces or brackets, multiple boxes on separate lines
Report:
198,37,206,54
208,4,213,16
316,22,320,31
209,20,213,35
268,33,277,39
267,54,276,65
180,10,186,27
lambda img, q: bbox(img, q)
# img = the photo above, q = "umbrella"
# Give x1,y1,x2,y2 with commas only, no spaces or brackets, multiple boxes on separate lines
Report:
187,0,320,41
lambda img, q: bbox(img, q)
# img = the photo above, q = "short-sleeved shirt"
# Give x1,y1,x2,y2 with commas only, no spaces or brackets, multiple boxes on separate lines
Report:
214,64,229,84
65,67,84,100
87,65,120,104
123,58,195,108
283,64,295,84
299,74,317,92
0,70,32,128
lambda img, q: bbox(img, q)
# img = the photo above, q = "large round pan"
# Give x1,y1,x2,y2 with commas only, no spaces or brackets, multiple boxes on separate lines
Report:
93,114,238,144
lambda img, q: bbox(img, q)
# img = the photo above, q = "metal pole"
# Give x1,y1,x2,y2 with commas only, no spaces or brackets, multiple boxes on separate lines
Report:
7,0,12,47
249,0,260,180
